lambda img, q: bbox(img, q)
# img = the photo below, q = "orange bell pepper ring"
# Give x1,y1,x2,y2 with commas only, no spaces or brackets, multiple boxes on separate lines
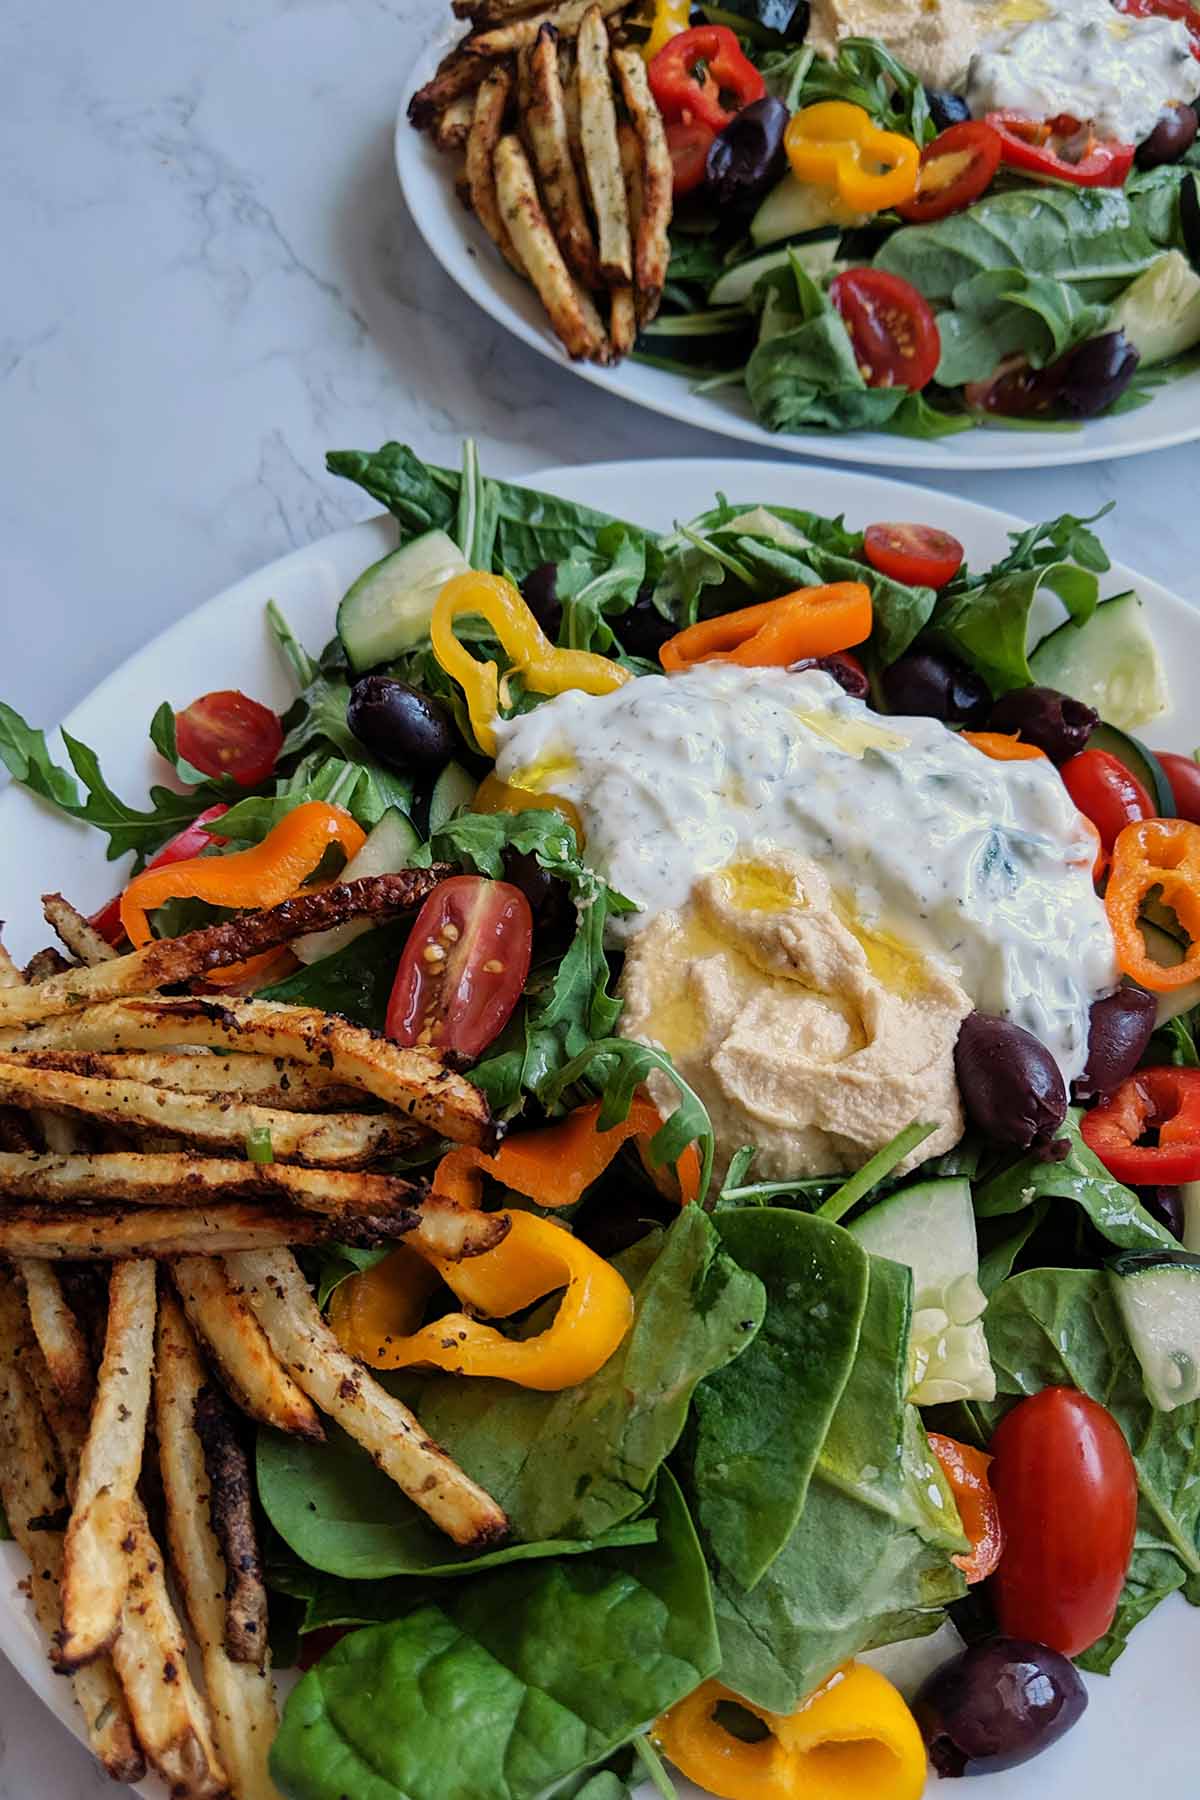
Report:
960,731,1047,762
659,584,871,675
926,1432,1004,1583
1106,816,1200,992
785,102,921,213
118,801,366,949
653,1664,927,1800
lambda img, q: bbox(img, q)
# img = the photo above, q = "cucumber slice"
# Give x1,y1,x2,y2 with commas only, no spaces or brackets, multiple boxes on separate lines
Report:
1182,1183,1200,1254
1028,590,1170,732
428,761,477,833
708,235,841,306
293,808,422,965
1132,921,1200,1025
1088,723,1175,816
848,1177,995,1405
750,175,867,248
337,530,470,673
1108,1251,1200,1410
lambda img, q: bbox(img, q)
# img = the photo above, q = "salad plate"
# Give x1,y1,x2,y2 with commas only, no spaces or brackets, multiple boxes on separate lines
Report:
1,455,1198,1800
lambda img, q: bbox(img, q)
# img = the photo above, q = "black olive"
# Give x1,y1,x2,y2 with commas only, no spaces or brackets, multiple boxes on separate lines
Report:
705,98,791,210
618,587,676,660
1074,986,1157,1100
1136,102,1198,168
880,649,991,725
520,562,562,643
346,676,457,773
1136,1185,1185,1240
987,685,1098,763
954,1012,1068,1153
790,652,870,699
925,87,971,132
500,846,572,935
914,1638,1088,1777
1056,331,1141,420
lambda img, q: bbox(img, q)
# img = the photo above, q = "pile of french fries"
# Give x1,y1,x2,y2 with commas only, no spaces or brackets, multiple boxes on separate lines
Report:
410,0,673,361
0,874,514,1796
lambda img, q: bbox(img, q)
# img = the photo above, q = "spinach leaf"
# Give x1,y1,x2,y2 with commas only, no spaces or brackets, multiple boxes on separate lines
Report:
933,269,1110,387
975,1112,1176,1253
270,1472,718,1800
930,560,1100,695
684,1208,870,1590
705,1255,967,1711
976,1199,1051,1298
556,524,653,655
1077,1546,1190,1674
260,920,411,1030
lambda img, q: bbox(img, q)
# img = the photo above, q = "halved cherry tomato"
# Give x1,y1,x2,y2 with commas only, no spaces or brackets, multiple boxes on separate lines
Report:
1155,750,1200,824
665,116,717,196
986,111,1135,188
175,690,283,788
988,1387,1137,1657
1060,749,1153,853
1081,1066,1200,1184
829,268,940,391
927,1432,1004,1584
89,804,230,946
895,120,1002,223
863,522,964,588
386,874,532,1059
647,26,765,133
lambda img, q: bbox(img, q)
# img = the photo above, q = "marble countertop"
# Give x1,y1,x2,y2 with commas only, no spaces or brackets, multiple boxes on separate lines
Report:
1,0,1197,1793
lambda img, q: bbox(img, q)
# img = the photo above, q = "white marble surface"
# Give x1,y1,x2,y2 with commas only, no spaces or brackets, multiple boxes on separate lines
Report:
1,0,1198,1793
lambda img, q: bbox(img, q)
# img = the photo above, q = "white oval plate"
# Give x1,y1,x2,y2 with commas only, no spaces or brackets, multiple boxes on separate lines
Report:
396,33,1200,472
1,459,1196,1799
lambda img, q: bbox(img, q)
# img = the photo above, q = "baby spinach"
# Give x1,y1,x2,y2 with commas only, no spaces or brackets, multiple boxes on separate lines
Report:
975,1112,1176,1254
259,920,411,1031
933,269,1110,387
930,561,1100,695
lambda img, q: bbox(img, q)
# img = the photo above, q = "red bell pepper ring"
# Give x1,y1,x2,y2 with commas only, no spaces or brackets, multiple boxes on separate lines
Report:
1080,1066,1200,1184
648,26,765,134
986,111,1135,188
89,804,230,946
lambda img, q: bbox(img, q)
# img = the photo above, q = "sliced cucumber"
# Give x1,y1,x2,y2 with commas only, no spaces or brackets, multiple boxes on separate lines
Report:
1132,920,1200,1025
337,529,470,672
1088,723,1175,816
1028,590,1170,732
1182,1184,1200,1254
848,1177,995,1405
293,808,422,965
1108,1251,1200,1410
750,175,867,248
428,760,477,834
709,235,841,306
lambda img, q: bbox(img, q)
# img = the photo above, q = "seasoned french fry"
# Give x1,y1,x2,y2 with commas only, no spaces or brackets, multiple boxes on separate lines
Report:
609,283,637,356
617,117,642,226
192,1382,268,1667
42,893,119,967
576,6,630,285
471,0,627,54
17,1256,93,1410
2,1046,366,1111
25,946,73,984
408,47,494,131
494,134,610,359
57,1258,157,1668
0,1107,37,1152
170,1254,323,1441
433,91,477,151
225,1249,510,1548
613,47,672,322
526,23,600,285
0,1203,411,1259
468,65,526,277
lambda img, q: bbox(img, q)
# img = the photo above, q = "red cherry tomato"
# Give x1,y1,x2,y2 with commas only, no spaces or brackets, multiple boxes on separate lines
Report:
829,269,941,391
1081,1066,1200,1185
895,120,1003,223
386,875,532,1059
89,804,230,946
175,690,283,788
648,26,765,133
1060,749,1154,853
986,111,1135,187
863,522,964,588
1155,750,1200,823
988,1387,1137,1657
665,116,717,195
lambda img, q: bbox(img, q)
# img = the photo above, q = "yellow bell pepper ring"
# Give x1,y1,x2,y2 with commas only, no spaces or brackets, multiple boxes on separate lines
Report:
643,0,691,61
653,1664,927,1800
785,103,920,214
431,571,631,757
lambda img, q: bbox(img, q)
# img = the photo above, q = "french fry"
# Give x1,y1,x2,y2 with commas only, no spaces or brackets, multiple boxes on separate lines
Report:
42,893,119,967
526,23,599,285
576,6,630,285
17,1256,93,1410
156,1294,281,1800
467,65,526,277
494,134,610,359
609,283,637,356
433,91,477,151
0,994,496,1147
613,47,672,322
617,117,642,227
0,1107,37,1152
225,1248,510,1548
24,946,73,984
0,1203,412,1259
2,1046,366,1111
408,47,494,131
57,1258,157,1669
170,1254,323,1441
454,0,550,19
0,939,21,989
470,0,627,54
192,1382,268,1667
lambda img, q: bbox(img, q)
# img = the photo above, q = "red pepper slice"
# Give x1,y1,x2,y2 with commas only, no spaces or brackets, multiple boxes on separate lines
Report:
1081,1066,1200,1184
895,120,1003,223
986,111,1135,188
89,804,231,947
648,26,765,134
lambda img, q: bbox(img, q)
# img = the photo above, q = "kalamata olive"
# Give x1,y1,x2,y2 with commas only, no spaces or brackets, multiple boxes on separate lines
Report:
1057,330,1141,419
520,562,562,642
790,652,870,699
880,648,991,725
500,846,572,935
914,1637,1088,1777
1074,986,1157,1100
705,97,790,210
987,685,1098,763
1136,101,1198,168
925,87,972,132
346,676,457,773
619,587,676,660
1136,1184,1185,1239
954,1012,1068,1153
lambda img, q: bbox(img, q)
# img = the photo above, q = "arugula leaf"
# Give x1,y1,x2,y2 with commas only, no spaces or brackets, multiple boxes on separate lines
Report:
557,525,653,655
975,1111,1176,1253
783,36,935,143
960,505,1114,585
931,560,1100,695
540,1037,716,1205
267,599,319,690
0,702,81,812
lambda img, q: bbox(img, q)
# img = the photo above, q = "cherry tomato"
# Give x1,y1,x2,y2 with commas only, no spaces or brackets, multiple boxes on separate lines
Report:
1060,749,1153,853
386,875,532,1059
896,120,1003,223
864,522,964,588
1155,750,1200,823
175,690,283,788
927,1432,1004,1584
986,111,1135,187
89,804,230,946
829,268,941,391
988,1387,1137,1657
665,116,717,195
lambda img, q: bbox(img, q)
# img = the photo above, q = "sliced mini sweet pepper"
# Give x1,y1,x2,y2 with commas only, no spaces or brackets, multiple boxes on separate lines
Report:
659,583,872,675
647,26,765,133
1106,816,1200,992
1080,1066,1200,1185
118,801,367,950
653,1664,927,1800
471,772,586,846
642,0,691,64
785,102,920,213
960,731,1047,762
431,571,631,757
927,1432,1004,1583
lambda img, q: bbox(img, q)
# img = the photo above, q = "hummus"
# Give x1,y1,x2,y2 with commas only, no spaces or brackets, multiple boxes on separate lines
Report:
806,0,976,93
618,852,973,1183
